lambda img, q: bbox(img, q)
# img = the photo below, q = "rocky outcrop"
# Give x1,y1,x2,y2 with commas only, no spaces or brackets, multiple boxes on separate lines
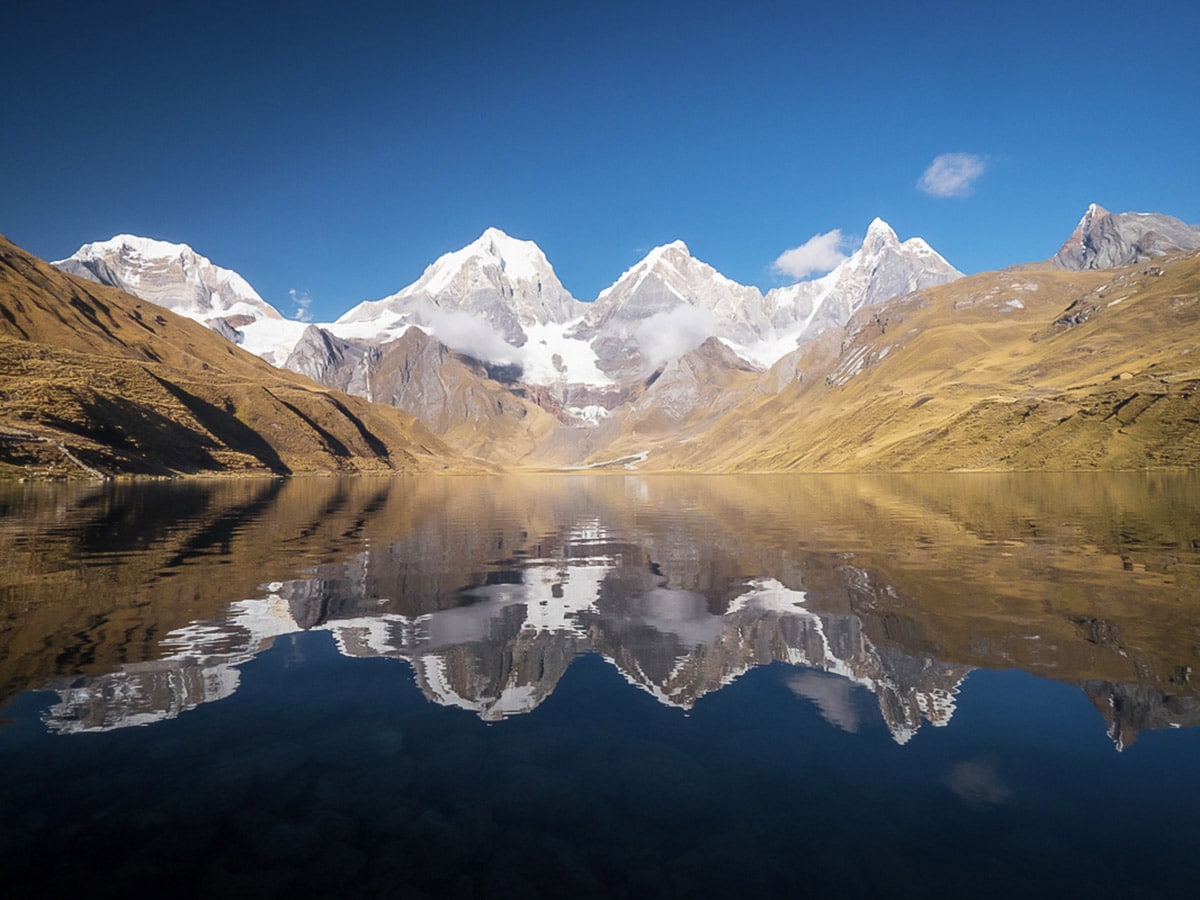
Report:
1081,679,1200,751
283,324,377,396
1052,204,1200,270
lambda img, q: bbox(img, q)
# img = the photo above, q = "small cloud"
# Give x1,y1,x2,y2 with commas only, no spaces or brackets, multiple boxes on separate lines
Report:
634,304,717,368
414,299,520,365
918,153,987,198
773,229,850,280
288,288,314,322
788,672,862,733
945,759,1011,807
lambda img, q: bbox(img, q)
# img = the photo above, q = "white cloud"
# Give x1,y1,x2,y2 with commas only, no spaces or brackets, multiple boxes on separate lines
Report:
288,288,313,322
918,153,987,198
945,759,1011,806
414,300,520,365
773,229,850,280
788,672,862,733
634,304,717,368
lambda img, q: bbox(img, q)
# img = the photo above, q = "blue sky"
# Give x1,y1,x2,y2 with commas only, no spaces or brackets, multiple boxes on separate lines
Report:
3,0,1198,322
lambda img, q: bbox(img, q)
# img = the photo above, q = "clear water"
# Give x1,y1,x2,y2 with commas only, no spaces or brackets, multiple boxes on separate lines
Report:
2,473,1199,898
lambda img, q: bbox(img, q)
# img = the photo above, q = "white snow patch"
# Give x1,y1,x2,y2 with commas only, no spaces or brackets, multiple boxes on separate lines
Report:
519,320,611,385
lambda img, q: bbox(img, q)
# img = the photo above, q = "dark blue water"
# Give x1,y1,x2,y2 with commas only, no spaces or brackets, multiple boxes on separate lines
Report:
2,473,1199,897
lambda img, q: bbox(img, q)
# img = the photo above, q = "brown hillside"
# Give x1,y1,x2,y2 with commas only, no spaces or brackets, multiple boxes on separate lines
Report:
653,252,1200,472
0,235,465,478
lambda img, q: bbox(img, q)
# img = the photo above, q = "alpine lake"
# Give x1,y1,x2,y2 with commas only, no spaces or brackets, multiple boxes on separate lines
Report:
2,471,1199,898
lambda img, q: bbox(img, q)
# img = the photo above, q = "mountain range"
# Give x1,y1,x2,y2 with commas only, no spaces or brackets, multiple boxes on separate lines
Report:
2,204,1199,475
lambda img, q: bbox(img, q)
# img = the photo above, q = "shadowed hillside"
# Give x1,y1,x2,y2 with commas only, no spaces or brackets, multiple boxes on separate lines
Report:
0,235,464,478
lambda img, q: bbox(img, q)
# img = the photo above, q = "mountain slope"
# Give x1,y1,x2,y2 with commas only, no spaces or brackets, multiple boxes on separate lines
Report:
0,235,462,478
359,326,564,464
651,250,1200,472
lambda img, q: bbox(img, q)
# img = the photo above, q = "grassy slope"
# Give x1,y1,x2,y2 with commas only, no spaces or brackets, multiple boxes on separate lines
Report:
0,235,464,478
655,252,1200,471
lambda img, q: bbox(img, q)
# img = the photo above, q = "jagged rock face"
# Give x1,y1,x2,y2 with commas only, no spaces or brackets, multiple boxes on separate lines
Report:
292,325,562,462
763,218,961,349
283,325,377,397
54,235,282,323
367,327,527,434
335,227,584,346
1081,680,1200,751
51,235,311,366
1052,204,1200,270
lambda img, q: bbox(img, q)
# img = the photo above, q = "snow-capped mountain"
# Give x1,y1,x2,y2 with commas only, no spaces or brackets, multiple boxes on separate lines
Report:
53,235,310,365
54,235,279,321
334,227,584,346
757,218,961,364
569,240,771,379
325,227,609,388
49,221,964,457
586,240,771,342
572,220,960,378
1052,203,1200,270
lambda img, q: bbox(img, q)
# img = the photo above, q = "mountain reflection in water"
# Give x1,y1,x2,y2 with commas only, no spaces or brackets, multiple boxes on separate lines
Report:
4,472,1199,749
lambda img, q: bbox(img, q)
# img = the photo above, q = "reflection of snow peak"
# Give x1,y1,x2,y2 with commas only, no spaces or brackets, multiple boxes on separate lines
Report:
43,596,296,733
43,567,968,737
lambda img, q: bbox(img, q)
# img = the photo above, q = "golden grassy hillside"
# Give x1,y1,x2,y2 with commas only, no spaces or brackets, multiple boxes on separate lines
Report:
0,235,464,478
654,251,1200,471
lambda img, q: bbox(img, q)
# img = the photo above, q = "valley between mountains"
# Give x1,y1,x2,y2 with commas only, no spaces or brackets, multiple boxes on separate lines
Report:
3,204,1200,478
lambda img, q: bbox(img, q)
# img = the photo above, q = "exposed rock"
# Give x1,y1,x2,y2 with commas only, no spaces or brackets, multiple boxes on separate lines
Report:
1052,204,1200,270
283,325,377,398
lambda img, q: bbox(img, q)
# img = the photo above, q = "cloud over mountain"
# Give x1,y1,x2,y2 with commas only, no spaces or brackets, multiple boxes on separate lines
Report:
634,305,718,368
773,229,850,279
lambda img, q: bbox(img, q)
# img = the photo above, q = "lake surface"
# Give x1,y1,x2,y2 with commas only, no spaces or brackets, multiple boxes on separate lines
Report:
2,472,1199,898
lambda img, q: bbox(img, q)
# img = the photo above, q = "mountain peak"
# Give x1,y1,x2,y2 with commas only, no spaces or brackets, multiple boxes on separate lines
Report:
415,228,557,296
335,227,579,341
657,238,691,255
638,239,693,270
865,218,897,240
470,226,539,262
62,234,196,265
1074,203,1110,231
1054,206,1200,270
53,234,281,324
